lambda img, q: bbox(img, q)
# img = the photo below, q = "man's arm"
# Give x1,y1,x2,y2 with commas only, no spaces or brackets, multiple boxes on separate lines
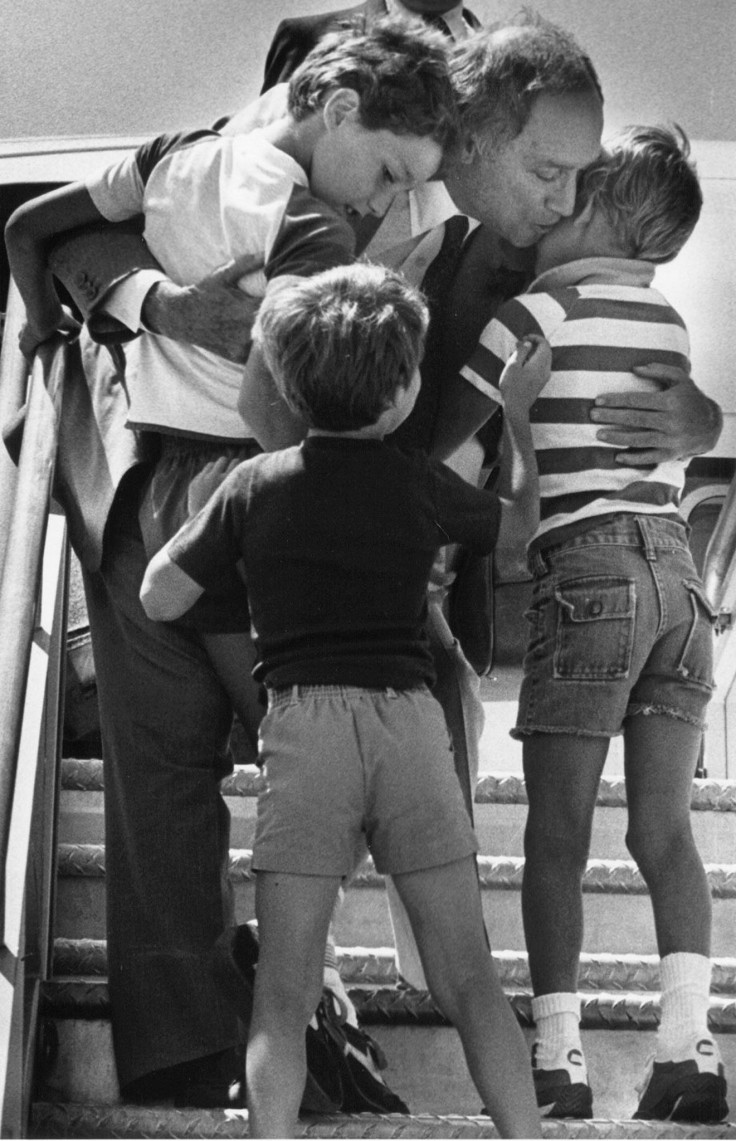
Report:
140,548,204,622
590,364,722,463
6,183,102,354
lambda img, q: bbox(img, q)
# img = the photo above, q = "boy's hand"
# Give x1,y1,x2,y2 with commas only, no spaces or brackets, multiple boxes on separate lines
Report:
500,334,552,412
142,253,264,363
19,306,81,359
590,363,722,464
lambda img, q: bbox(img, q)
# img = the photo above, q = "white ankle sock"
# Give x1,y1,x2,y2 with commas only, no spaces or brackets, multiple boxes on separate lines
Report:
657,952,712,1058
531,992,584,1070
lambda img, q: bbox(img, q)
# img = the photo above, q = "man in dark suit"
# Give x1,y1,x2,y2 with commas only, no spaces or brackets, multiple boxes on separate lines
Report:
262,1,481,91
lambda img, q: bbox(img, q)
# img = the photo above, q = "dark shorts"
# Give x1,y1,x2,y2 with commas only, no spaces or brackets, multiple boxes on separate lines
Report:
513,514,717,739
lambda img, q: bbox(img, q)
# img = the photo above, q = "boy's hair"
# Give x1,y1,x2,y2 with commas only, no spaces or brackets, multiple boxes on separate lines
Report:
254,263,429,433
450,12,602,147
287,17,459,150
577,124,703,264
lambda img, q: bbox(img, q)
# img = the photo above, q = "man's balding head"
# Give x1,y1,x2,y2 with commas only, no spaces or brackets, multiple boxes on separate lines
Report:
442,15,604,245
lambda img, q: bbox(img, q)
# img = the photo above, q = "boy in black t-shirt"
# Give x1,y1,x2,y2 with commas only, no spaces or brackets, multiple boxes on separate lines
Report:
140,262,540,1139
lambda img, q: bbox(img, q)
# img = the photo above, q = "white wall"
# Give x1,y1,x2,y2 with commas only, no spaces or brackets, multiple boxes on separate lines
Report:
3,1,735,143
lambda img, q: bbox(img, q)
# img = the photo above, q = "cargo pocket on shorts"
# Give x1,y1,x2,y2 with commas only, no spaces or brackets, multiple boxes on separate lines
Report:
678,579,717,689
553,575,635,680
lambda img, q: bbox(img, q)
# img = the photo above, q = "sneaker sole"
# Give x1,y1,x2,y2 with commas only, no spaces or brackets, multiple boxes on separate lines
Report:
538,1083,593,1119
635,1073,729,1123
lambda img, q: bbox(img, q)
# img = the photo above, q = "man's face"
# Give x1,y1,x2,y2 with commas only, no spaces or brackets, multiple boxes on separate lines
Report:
310,109,443,219
443,90,604,247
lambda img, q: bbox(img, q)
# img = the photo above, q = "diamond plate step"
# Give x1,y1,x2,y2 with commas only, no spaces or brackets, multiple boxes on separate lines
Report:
29,1102,736,1140
53,842,736,957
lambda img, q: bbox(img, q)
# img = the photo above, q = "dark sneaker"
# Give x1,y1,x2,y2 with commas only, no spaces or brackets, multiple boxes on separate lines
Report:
634,1037,729,1122
532,1042,593,1118
319,993,410,1115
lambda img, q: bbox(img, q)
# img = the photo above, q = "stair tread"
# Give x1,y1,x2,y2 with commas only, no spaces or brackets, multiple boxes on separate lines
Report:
50,938,736,993
54,842,736,896
60,759,736,811
39,977,736,1032
30,1101,736,1139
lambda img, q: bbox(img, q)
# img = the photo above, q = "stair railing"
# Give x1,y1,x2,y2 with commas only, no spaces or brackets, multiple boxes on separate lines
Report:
0,290,69,1137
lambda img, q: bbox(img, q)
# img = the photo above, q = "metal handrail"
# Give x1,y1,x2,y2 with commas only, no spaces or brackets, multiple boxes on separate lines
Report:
0,282,30,581
702,474,736,612
0,332,66,945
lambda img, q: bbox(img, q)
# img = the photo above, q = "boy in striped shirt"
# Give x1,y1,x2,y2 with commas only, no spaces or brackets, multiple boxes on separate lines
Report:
462,126,728,1123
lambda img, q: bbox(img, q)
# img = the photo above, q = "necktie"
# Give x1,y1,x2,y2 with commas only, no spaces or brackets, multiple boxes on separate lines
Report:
391,215,469,451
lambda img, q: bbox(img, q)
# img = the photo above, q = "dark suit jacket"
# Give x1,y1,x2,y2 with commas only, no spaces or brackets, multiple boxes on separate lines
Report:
261,1,481,91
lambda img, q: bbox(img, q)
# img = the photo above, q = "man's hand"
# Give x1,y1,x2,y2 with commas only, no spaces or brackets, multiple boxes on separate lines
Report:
142,253,264,363
590,363,723,465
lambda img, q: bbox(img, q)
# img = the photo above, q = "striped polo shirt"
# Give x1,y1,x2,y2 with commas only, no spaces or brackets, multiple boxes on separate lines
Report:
460,257,691,544
87,129,354,439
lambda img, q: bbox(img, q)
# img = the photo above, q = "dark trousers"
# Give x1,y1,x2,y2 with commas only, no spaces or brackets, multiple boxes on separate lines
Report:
82,470,240,1090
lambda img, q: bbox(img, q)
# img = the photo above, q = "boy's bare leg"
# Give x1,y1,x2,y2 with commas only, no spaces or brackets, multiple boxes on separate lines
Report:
247,870,341,1139
521,734,608,994
392,855,540,1138
623,714,711,955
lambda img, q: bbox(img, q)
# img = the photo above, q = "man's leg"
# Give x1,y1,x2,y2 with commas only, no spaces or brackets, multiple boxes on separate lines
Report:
624,714,727,1122
247,871,340,1138
522,733,608,1118
83,473,241,1096
392,855,540,1138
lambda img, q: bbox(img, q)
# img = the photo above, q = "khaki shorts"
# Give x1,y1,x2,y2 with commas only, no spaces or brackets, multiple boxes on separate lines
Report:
253,684,478,877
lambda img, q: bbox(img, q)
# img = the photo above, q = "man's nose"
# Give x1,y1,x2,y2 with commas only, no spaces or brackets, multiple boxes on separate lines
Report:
546,175,577,218
367,184,398,217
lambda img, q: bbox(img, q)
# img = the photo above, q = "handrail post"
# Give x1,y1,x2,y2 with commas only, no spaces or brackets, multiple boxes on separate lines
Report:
702,475,736,612
0,282,30,582
0,336,66,947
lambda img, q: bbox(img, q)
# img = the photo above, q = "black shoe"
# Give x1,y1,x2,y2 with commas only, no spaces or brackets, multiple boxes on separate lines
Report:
634,1037,729,1123
532,1043,593,1119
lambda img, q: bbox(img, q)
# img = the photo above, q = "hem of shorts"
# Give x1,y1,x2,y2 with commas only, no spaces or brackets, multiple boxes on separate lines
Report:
625,702,707,729
510,724,623,740
252,857,353,878
375,841,479,877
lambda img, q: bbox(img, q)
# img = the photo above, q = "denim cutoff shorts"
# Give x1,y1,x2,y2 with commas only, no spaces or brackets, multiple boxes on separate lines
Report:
253,683,478,877
513,514,717,739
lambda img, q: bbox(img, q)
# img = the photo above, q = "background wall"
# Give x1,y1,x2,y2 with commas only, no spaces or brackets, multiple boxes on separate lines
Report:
2,0,735,143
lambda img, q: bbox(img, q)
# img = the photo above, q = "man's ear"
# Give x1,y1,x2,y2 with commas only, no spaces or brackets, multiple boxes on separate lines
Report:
322,87,361,130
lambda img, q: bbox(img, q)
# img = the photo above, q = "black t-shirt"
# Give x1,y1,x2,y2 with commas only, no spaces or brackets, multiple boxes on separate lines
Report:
169,436,499,688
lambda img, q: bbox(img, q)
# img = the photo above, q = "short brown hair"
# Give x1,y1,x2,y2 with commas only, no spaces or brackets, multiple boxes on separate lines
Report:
577,124,702,263
288,17,459,151
254,263,429,432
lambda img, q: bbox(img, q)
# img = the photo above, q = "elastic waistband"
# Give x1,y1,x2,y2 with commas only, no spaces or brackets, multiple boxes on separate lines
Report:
529,513,690,576
268,683,419,709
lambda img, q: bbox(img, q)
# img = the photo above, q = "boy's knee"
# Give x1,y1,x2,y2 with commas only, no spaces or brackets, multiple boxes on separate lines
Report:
625,818,695,878
524,815,591,870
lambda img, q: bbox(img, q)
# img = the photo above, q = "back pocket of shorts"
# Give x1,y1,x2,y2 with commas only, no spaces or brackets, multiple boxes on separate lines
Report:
678,579,717,689
553,575,635,680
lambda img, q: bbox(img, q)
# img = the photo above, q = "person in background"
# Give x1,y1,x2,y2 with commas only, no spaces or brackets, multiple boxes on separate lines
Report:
462,124,727,1123
260,0,481,95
